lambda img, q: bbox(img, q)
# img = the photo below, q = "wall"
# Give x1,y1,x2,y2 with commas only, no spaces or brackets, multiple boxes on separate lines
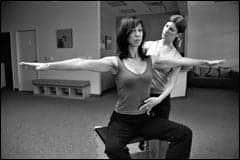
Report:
138,13,176,41
100,4,117,92
1,1,102,94
116,13,176,41
187,1,239,71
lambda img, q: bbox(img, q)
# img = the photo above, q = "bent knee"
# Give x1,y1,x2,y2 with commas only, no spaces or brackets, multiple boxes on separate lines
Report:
104,142,126,155
180,125,193,140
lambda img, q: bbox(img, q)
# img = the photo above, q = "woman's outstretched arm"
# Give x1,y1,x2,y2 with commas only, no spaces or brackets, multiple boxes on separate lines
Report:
152,56,225,68
19,56,118,73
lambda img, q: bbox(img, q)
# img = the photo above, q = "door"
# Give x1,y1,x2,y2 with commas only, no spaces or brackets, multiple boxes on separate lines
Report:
0,32,13,89
17,30,38,91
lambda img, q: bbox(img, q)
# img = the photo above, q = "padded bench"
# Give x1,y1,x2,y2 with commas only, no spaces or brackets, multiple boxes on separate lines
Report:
94,125,149,154
32,79,90,99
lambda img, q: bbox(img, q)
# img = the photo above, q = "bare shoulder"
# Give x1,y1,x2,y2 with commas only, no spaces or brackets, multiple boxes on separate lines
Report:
149,54,161,65
143,41,155,49
101,56,118,68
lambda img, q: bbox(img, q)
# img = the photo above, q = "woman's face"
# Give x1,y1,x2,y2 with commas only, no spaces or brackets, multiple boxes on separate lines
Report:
128,24,143,47
162,21,178,40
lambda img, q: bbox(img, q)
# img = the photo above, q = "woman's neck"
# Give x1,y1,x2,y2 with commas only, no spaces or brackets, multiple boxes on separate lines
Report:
161,38,174,49
128,46,139,59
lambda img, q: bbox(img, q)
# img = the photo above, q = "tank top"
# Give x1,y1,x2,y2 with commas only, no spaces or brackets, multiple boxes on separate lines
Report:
114,57,152,115
146,40,182,94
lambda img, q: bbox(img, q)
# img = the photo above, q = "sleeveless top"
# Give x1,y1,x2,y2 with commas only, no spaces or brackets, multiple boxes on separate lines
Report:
146,40,182,94
114,57,153,115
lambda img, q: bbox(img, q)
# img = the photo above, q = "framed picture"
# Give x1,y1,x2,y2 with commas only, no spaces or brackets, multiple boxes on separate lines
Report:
56,29,73,48
105,35,112,50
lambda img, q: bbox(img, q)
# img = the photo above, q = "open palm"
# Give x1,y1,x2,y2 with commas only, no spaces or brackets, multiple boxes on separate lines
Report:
19,62,49,70
208,59,225,66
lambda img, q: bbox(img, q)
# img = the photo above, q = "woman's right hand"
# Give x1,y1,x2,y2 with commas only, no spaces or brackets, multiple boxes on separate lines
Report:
19,62,49,70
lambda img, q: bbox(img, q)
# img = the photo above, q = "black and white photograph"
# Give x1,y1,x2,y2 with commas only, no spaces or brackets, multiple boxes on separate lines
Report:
1,1,239,159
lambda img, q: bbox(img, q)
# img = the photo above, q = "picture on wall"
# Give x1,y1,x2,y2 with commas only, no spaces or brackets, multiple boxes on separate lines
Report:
56,29,73,48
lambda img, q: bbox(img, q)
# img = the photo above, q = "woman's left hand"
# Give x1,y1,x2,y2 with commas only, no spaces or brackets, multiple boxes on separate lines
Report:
207,59,225,66
139,97,161,115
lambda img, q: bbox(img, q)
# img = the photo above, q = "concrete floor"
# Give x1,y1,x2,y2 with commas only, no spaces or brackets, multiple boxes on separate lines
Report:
1,87,239,159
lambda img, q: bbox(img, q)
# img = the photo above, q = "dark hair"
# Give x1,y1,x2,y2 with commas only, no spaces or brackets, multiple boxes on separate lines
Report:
117,16,148,60
169,15,186,51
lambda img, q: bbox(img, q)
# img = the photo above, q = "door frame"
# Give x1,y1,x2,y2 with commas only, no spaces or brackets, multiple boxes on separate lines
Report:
0,32,13,89
16,29,40,91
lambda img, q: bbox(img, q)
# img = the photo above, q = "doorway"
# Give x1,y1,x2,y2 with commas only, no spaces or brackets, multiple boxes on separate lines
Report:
0,32,13,90
17,30,38,91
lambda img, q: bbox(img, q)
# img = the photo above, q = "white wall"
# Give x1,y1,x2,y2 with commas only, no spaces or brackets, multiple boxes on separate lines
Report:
100,6,117,92
1,1,102,94
187,1,239,71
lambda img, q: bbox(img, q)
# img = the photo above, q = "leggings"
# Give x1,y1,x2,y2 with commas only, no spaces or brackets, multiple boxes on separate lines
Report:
104,110,192,159
139,94,171,151
147,94,171,158
150,94,171,119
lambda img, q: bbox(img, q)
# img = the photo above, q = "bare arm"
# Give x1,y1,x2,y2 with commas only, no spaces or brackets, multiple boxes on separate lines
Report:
142,41,155,53
139,67,181,114
19,56,118,74
155,67,180,102
153,56,225,68
180,66,193,72
143,41,154,50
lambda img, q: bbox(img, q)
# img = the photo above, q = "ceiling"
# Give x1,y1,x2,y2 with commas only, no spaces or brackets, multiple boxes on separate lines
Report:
1,1,187,17
101,1,187,18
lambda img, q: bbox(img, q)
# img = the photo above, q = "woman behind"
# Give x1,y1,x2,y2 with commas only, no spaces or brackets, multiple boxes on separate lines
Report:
19,16,224,159
138,14,190,158
139,14,221,158
141,15,197,116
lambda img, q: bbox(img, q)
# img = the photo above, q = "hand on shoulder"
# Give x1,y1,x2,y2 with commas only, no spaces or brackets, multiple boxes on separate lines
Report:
142,41,156,50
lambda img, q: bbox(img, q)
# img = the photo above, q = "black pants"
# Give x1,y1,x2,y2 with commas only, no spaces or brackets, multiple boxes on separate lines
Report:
104,110,192,159
150,94,171,120
138,94,171,152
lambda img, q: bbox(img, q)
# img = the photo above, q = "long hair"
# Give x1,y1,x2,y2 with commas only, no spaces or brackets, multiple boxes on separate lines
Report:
117,16,148,60
169,15,186,52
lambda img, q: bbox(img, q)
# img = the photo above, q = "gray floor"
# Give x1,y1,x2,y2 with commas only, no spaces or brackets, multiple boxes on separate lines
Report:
1,87,239,159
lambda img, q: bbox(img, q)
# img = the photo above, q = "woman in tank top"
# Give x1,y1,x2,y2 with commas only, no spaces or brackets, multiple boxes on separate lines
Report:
19,16,225,159
139,15,192,157
139,15,226,158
